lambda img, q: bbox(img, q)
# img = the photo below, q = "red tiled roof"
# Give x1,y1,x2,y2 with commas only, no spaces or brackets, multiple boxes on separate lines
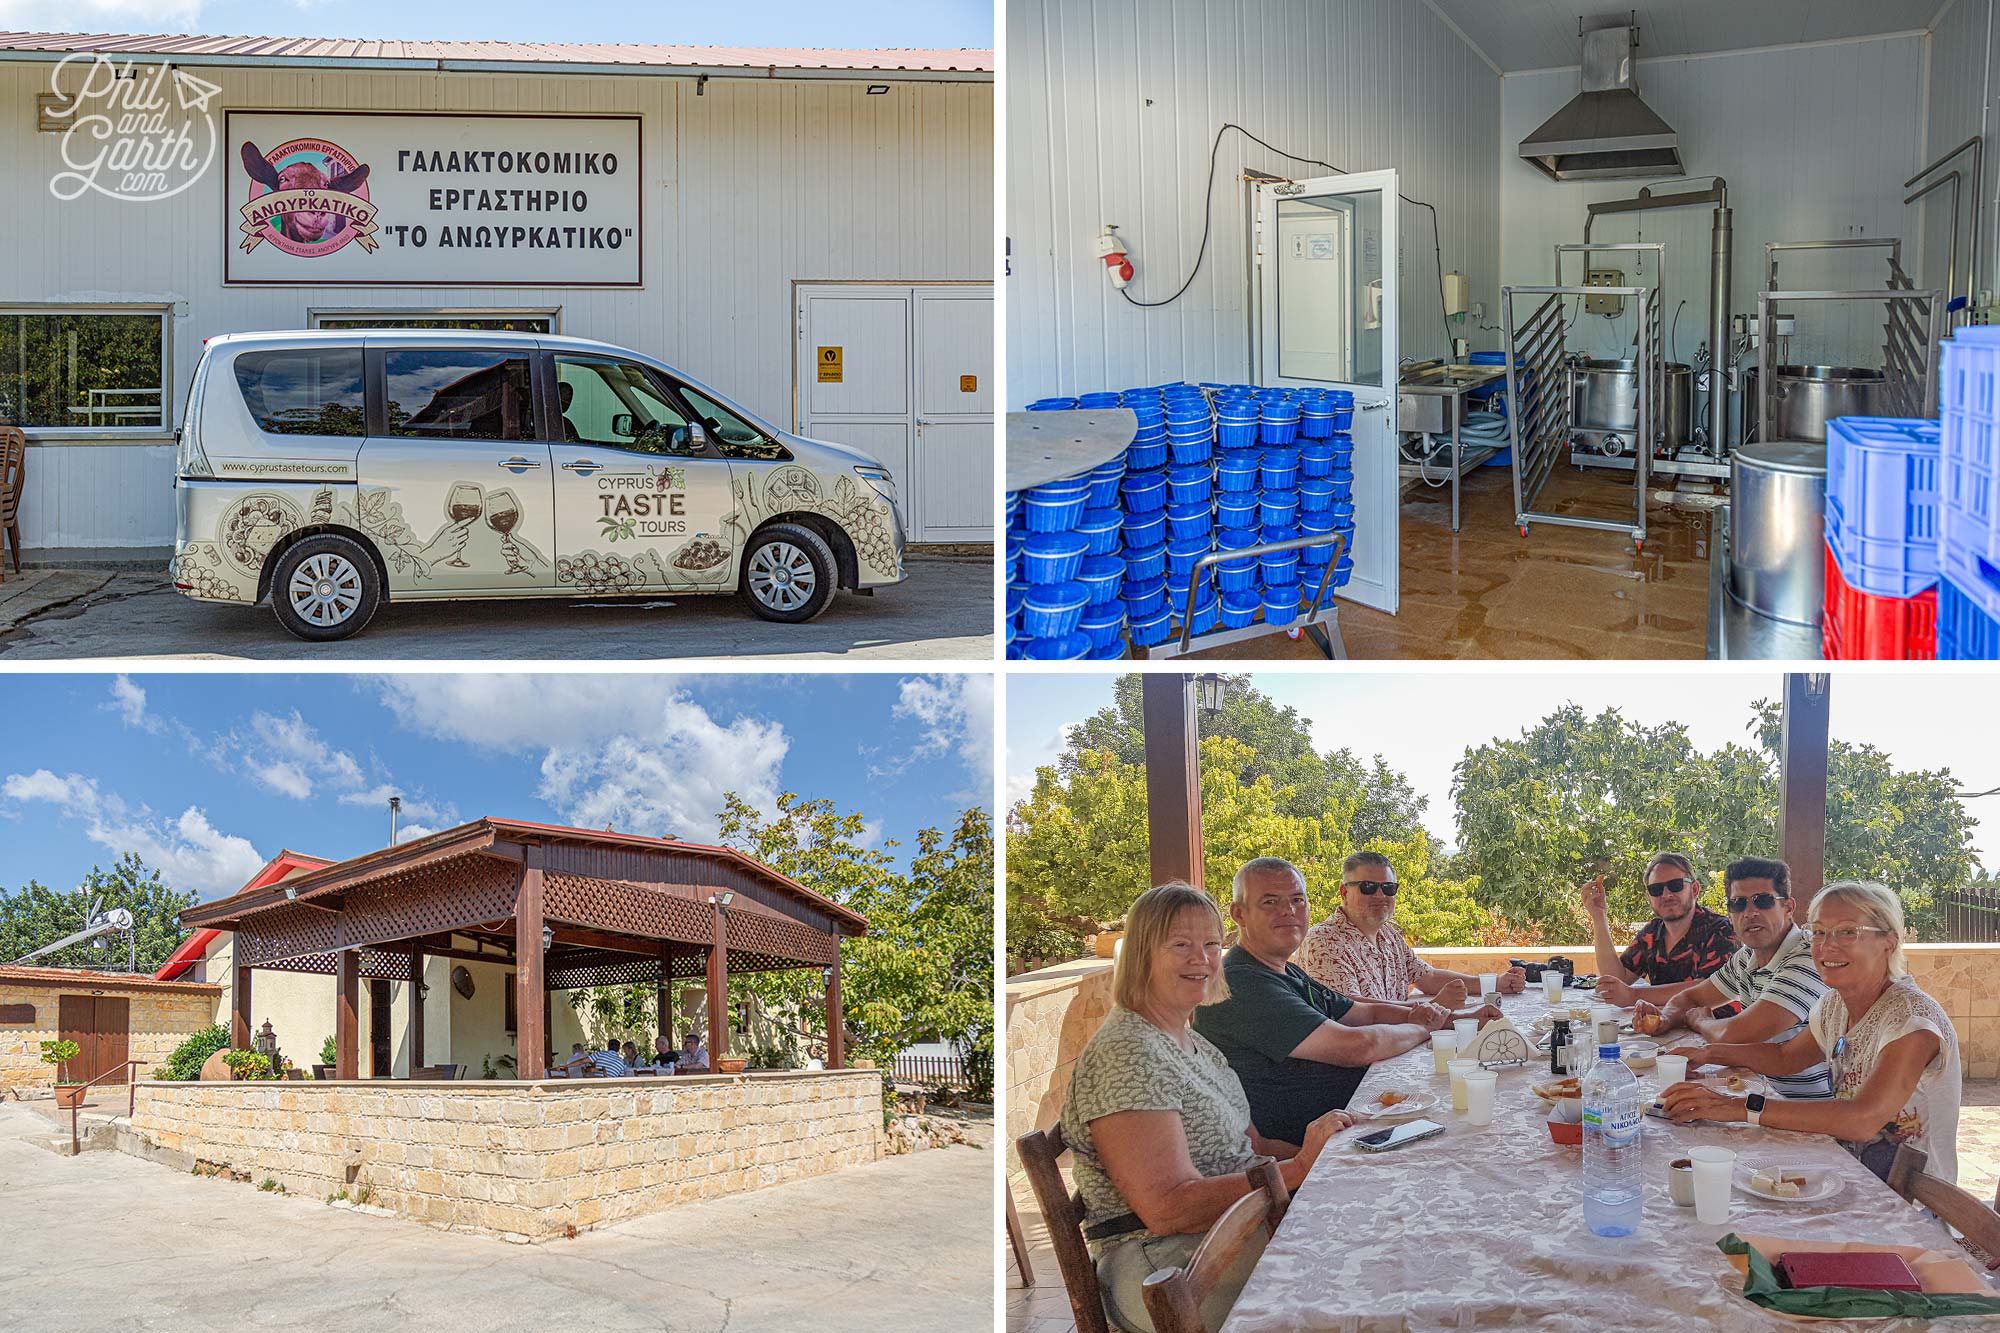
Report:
0,965,219,993
153,849,332,981
0,31,991,74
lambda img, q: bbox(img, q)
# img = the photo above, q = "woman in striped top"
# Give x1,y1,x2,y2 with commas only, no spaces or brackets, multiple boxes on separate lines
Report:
1644,858,1832,1099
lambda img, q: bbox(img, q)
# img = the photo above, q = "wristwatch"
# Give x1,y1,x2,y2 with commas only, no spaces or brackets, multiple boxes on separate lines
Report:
1744,1092,1766,1127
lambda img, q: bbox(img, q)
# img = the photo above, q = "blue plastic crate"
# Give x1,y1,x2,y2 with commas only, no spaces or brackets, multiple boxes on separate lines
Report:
1823,416,1941,598
1943,328,2000,573
1939,577,2000,659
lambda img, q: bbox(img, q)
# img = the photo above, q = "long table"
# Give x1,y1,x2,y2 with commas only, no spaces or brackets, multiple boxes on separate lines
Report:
1221,990,1990,1332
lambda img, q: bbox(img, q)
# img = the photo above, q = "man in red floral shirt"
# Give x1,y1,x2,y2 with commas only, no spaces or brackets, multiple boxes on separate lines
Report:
1585,852,1737,1006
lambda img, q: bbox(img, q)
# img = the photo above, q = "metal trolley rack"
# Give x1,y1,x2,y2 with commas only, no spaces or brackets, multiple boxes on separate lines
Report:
1754,239,1944,442
1142,531,1350,660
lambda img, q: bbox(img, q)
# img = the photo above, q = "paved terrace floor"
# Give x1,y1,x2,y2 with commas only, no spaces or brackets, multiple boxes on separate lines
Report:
1006,1082,2000,1332
0,1102,994,1332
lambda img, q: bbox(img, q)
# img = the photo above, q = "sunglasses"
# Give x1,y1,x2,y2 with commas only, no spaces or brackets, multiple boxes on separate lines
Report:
1347,880,1399,896
1728,892,1789,913
1646,877,1696,897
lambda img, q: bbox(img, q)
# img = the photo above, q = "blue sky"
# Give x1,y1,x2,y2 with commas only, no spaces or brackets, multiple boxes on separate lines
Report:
1006,671,2000,867
2,672,992,901
0,0,990,46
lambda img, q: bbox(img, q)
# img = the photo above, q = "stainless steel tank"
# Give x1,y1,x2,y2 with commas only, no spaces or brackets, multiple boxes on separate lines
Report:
1755,365,1892,443
1728,440,1827,627
1570,359,1693,454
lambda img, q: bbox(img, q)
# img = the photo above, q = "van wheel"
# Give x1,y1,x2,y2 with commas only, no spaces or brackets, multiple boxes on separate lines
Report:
740,522,837,623
270,535,381,641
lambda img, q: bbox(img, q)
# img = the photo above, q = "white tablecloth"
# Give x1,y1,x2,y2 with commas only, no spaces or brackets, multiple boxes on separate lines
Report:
1221,991,1996,1332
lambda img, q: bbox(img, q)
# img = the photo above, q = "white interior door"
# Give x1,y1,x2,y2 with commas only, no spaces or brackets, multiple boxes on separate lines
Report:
913,288,994,542
1252,171,1399,615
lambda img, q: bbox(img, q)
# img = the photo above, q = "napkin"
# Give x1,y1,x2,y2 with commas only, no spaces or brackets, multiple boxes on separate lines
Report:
1718,1233,2000,1320
1460,1017,1524,1064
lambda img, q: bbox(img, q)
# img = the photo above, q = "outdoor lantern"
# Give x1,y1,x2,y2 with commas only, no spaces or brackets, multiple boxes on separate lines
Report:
1194,673,1226,717
542,925,554,951
1805,673,1831,697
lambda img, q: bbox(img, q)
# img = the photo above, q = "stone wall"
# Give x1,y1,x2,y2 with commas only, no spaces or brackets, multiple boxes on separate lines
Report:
130,1069,884,1240
1003,943,2000,1180
0,978,218,1099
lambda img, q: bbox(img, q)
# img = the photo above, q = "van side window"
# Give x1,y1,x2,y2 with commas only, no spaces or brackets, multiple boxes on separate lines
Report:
384,350,534,441
677,386,791,461
234,348,365,436
554,356,700,456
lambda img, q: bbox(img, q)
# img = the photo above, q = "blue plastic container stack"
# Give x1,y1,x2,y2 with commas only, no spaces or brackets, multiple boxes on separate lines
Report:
1004,395,1126,659
1939,328,2000,657
1824,417,1944,599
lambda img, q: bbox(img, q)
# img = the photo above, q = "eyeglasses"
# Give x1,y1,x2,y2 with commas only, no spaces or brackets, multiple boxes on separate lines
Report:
1808,926,1890,946
1647,877,1696,897
1728,892,1788,913
1346,880,1399,896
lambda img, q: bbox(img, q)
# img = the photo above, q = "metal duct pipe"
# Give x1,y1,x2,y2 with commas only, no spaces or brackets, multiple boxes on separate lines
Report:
1906,137,1982,312
1711,202,1732,456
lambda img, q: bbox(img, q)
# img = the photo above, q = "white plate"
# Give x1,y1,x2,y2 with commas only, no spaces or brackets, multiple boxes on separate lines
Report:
1353,1090,1438,1120
1734,1163,1843,1204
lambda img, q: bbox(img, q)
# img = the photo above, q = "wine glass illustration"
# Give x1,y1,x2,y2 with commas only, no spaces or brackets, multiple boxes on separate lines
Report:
444,482,483,568
486,488,527,575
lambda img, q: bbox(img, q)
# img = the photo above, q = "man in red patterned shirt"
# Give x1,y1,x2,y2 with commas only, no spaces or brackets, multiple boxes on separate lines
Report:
1300,851,1527,1005
1584,852,1737,1007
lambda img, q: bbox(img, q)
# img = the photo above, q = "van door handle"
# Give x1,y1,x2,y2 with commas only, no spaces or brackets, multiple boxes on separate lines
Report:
497,456,542,472
561,459,601,475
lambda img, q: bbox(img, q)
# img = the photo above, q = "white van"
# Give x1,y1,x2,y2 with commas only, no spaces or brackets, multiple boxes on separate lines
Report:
172,330,906,640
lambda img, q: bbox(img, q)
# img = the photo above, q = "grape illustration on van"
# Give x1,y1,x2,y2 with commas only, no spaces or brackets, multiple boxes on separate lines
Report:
172,330,906,640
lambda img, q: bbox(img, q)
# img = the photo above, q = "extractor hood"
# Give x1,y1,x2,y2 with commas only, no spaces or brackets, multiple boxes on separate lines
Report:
1518,24,1683,182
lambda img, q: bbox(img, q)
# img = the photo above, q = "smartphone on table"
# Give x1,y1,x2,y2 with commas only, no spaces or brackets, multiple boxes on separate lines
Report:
1354,1118,1446,1152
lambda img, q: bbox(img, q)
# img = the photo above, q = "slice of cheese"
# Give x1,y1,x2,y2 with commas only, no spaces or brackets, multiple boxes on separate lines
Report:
1750,1171,1776,1192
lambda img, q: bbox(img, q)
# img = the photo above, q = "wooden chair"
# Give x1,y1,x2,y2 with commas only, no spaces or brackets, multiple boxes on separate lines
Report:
1014,1122,1110,1333
0,428,25,582
1140,1160,1291,1333
1886,1144,2000,1270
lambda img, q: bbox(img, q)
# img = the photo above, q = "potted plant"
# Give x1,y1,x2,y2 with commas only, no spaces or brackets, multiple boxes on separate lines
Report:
312,1034,336,1081
42,1039,85,1108
221,1049,273,1081
715,1055,749,1074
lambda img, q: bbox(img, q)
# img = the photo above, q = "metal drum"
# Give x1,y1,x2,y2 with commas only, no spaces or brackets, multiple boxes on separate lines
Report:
1570,359,1693,454
1763,365,1892,443
1728,440,1827,626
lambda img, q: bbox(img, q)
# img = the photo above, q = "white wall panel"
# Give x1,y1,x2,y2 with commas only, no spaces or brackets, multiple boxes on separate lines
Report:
0,63,990,548
1920,0,1995,306
1499,37,1927,372
1006,0,1502,406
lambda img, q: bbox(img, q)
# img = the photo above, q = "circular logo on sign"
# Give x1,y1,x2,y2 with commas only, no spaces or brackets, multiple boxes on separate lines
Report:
239,137,377,259
218,493,302,575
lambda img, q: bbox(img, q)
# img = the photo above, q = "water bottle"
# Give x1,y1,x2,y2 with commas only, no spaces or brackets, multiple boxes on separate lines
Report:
1581,1042,1644,1237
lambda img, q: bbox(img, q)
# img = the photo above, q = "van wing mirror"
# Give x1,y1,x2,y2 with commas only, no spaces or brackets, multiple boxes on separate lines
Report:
611,412,637,439
688,421,708,445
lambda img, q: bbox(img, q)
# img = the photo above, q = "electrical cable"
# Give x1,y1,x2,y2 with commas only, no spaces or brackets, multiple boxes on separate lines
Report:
1118,122,1456,351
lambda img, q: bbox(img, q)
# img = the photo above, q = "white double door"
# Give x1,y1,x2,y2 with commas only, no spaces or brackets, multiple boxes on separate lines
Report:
795,282,993,544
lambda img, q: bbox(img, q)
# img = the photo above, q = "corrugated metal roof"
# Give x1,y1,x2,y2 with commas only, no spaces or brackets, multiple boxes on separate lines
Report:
0,30,991,75
0,964,220,993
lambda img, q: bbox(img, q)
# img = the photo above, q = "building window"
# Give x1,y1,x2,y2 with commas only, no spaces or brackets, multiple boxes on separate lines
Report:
0,308,168,431
311,309,558,334
384,349,534,441
234,348,366,437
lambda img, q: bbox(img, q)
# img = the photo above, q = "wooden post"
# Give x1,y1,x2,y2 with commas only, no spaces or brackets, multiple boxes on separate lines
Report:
657,943,672,1050
1142,673,1205,888
707,900,730,1060
232,963,252,1050
335,950,358,1081
1779,672,1832,921
825,952,844,1070
408,943,424,1073
515,846,547,1079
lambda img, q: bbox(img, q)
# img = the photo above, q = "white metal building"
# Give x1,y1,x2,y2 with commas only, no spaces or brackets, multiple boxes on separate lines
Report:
0,32,994,554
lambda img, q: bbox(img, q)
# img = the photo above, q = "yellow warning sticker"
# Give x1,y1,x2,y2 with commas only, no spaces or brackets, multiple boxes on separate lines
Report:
960,374,978,393
817,346,843,383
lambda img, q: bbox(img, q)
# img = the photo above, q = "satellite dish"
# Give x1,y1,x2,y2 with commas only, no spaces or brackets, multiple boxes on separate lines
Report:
452,965,475,1000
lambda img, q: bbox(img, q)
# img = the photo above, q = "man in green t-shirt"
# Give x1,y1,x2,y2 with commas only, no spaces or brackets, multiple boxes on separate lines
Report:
1192,857,1501,1149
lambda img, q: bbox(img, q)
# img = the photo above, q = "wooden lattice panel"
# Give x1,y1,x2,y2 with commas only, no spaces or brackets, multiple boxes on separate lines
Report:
545,873,715,945
727,910,840,967
544,956,666,990
253,949,412,980
235,901,336,967
336,855,518,953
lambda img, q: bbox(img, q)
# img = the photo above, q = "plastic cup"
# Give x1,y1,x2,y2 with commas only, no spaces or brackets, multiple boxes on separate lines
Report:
1431,1029,1457,1074
1447,1059,1478,1113
1543,971,1564,1003
1463,1069,1498,1126
1689,1146,1735,1224
1453,1018,1479,1045
1655,1053,1689,1086
1479,973,1499,999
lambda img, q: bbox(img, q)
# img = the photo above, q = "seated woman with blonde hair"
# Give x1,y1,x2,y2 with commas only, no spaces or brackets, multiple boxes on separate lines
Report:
1061,882,1356,1333
1661,880,1961,1183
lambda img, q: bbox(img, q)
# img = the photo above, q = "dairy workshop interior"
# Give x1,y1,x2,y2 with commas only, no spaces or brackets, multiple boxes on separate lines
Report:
1005,0,2000,660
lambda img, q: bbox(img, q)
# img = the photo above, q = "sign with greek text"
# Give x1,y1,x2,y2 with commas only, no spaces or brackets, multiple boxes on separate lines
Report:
225,111,641,286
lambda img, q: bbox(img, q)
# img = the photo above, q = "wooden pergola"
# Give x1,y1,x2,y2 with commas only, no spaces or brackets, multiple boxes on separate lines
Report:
178,818,867,1079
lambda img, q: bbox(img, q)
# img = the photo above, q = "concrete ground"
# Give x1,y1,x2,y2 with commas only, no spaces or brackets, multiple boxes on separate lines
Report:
0,1103,995,1332
0,554,992,660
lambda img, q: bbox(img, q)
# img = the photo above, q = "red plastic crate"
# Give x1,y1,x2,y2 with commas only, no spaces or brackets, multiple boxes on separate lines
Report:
1822,543,1938,660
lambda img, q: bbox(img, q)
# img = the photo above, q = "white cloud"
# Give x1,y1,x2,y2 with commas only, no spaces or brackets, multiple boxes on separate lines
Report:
369,675,688,752
337,784,456,825
535,693,789,841
0,0,204,32
394,823,440,845
892,674,995,793
105,676,164,734
3,769,263,898
857,819,886,849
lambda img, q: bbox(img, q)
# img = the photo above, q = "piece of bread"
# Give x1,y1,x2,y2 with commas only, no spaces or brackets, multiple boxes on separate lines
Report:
1773,1180,1802,1198
1750,1171,1775,1192
1378,1089,1408,1107
1633,1013,1664,1035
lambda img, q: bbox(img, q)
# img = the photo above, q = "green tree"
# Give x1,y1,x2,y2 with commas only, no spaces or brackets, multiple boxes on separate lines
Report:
0,854,197,972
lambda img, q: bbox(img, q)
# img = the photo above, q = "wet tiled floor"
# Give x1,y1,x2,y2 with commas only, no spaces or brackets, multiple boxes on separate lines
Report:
1188,466,1716,661
1008,1083,2000,1332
